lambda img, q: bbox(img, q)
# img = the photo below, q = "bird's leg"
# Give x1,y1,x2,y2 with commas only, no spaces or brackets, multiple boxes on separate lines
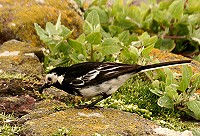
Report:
77,93,111,109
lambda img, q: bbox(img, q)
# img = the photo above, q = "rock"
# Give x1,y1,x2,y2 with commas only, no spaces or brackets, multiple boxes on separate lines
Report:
20,107,194,136
0,40,43,75
41,88,85,104
154,127,193,136
0,40,43,97
0,95,36,117
18,99,67,124
21,108,159,136
0,0,83,46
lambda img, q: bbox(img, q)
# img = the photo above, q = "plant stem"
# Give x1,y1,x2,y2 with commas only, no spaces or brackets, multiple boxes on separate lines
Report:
90,44,94,61
163,35,186,39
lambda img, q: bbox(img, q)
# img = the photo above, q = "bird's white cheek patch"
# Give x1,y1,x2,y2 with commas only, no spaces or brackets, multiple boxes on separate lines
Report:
57,75,64,84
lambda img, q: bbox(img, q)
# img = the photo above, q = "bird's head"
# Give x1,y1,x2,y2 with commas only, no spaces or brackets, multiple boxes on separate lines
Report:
39,72,64,94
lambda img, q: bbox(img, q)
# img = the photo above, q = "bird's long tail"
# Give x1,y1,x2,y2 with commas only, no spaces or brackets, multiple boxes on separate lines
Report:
139,60,192,72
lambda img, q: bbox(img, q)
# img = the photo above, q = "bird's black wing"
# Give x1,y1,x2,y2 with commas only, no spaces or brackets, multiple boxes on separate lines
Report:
61,62,141,89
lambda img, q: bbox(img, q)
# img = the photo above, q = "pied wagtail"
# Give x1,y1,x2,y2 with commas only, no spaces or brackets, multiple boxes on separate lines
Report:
39,60,192,108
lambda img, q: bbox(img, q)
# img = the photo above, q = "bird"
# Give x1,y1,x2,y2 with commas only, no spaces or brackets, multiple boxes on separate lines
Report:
39,60,192,108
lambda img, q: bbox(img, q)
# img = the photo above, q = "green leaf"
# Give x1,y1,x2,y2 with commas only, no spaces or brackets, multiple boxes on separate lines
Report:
129,46,139,59
178,65,193,92
88,6,109,23
155,69,166,81
150,80,164,97
157,95,174,109
188,14,200,25
115,14,135,29
86,10,100,26
151,80,160,89
52,41,67,55
143,35,158,47
159,0,173,10
155,39,176,52
46,22,57,36
150,88,163,96
69,53,82,63
191,28,200,45
118,31,130,45
34,23,49,42
120,47,138,63
101,38,121,56
139,34,157,57
138,32,150,41
83,20,93,34
191,73,200,90
152,9,165,23
165,85,179,100
83,10,100,34
187,100,200,120
141,43,154,57
76,34,86,43
34,23,47,35
108,25,123,36
164,68,174,86
59,25,73,40
68,39,83,54
168,0,184,20
55,13,61,31
85,32,102,45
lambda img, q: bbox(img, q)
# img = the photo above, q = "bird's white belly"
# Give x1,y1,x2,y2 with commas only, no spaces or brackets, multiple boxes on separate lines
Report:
79,74,132,98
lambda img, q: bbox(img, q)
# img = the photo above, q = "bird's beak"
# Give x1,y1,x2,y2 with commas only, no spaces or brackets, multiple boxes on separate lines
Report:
39,83,51,94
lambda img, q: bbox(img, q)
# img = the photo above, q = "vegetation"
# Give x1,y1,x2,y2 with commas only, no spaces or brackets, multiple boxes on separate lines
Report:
34,0,200,133
0,113,21,136
52,127,72,136
80,0,200,61
150,65,200,120
98,74,199,131
34,11,157,70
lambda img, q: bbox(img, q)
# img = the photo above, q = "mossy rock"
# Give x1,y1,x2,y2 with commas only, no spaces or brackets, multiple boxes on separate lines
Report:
18,99,68,124
0,0,83,46
0,40,43,74
0,95,36,116
21,108,159,136
0,40,43,97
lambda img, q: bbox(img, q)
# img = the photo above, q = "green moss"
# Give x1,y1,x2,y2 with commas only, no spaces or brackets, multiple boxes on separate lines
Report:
0,72,42,84
0,113,21,136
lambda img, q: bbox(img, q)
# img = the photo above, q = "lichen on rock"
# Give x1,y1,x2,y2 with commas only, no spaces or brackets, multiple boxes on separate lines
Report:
21,108,158,136
0,0,84,46
0,40,43,75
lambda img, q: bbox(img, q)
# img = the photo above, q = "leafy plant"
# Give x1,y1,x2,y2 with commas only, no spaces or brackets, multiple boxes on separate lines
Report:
150,65,200,120
35,11,157,70
80,0,200,61
34,14,73,68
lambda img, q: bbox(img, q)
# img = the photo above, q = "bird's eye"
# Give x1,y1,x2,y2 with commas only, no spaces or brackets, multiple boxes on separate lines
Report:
47,77,52,81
